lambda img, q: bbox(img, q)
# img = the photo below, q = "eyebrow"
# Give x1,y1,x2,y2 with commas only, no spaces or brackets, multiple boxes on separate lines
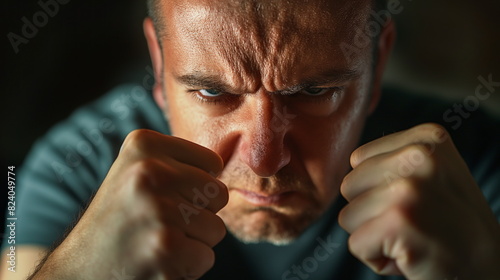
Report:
282,69,360,95
174,69,360,94
176,72,236,93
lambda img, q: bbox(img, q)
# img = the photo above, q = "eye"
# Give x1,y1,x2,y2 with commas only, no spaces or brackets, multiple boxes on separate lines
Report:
290,87,344,104
302,88,330,96
199,89,225,97
192,88,237,105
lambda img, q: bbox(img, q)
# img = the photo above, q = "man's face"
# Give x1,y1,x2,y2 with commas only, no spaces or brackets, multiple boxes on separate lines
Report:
153,0,378,245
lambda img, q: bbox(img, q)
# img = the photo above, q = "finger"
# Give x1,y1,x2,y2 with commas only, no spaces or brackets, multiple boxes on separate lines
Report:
129,160,226,250
154,228,215,279
135,157,229,214
340,178,420,234
162,200,227,248
339,182,393,234
342,143,434,202
341,151,393,202
349,206,434,279
351,123,449,168
123,129,224,176
183,209,226,248
172,161,229,213
348,209,406,276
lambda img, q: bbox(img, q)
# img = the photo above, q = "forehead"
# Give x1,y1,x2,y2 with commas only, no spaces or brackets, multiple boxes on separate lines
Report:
160,0,372,92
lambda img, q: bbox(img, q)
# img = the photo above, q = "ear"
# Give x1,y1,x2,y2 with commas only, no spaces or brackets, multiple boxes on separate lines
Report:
144,17,166,109
368,19,396,114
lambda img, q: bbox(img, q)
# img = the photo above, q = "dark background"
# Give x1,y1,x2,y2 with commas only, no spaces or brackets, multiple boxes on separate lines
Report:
1,0,499,244
1,0,151,245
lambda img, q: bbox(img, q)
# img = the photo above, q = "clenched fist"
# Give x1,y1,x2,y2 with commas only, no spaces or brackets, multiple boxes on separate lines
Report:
32,129,228,280
339,123,500,280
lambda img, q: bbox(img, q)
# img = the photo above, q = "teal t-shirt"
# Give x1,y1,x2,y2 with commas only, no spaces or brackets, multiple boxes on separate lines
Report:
3,84,500,280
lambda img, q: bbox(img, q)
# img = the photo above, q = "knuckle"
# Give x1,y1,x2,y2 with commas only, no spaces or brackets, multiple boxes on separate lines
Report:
410,144,438,175
427,123,449,143
153,226,214,279
123,129,157,153
396,144,438,177
412,123,450,144
127,159,177,194
390,179,419,203
350,147,365,167
132,157,159,172
385,205,409,229
340,172,353,199
414,122,444,132
337,206,350,232
173,137,223,175
155,197,180,221
401,143,431,157
152,226,185,259
386,181,421,223
128,160,157,189
379,211,421,267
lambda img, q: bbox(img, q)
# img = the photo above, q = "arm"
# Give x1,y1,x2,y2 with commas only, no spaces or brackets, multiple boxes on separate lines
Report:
0,246,47,280
26,130,228,280
339,123,500,279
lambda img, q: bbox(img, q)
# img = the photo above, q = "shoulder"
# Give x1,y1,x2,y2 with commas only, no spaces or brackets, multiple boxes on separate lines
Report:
23,83,170,187
11,84,169,247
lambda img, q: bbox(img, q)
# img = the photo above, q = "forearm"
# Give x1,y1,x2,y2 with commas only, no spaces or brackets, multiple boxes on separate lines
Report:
27,228,113,280
27,237,80,280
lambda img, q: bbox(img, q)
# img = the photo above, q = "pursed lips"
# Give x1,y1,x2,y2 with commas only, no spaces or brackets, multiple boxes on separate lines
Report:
232,189,295,206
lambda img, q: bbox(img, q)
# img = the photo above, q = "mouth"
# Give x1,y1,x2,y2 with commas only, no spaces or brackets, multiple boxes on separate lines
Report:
233,189,294,206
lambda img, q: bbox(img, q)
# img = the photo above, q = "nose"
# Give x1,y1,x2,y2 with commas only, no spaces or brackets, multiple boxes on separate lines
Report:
239,93,293,177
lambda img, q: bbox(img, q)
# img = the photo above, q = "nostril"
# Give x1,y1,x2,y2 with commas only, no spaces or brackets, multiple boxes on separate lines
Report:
243,138,291,178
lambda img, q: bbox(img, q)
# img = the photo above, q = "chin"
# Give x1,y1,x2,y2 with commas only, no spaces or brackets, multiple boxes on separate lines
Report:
219,204,324,246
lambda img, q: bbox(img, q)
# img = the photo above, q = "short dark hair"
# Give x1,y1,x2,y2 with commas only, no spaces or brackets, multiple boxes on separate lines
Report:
146,0,388,39
146,0,165,38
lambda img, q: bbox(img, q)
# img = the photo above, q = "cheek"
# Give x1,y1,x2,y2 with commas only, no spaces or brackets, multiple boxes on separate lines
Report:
164,83,205,139
165,88,231,152
295,83,371,195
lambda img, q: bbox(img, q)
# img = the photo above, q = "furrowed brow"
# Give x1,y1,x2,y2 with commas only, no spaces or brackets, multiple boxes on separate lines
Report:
303,69,361,86
175,69,360,95
175,73,234,93
275,69,361,95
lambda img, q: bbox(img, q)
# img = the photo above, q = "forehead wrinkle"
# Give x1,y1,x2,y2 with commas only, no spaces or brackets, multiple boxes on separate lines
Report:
215,10,266,92
166,0,373,93
169,3,265,92
256,0,365,91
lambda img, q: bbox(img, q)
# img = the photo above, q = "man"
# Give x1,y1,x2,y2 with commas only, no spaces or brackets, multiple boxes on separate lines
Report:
2,0,500,279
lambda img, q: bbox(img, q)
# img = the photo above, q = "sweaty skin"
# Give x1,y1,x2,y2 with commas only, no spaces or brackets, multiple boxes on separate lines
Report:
149,0,382,245
12,0,500,279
